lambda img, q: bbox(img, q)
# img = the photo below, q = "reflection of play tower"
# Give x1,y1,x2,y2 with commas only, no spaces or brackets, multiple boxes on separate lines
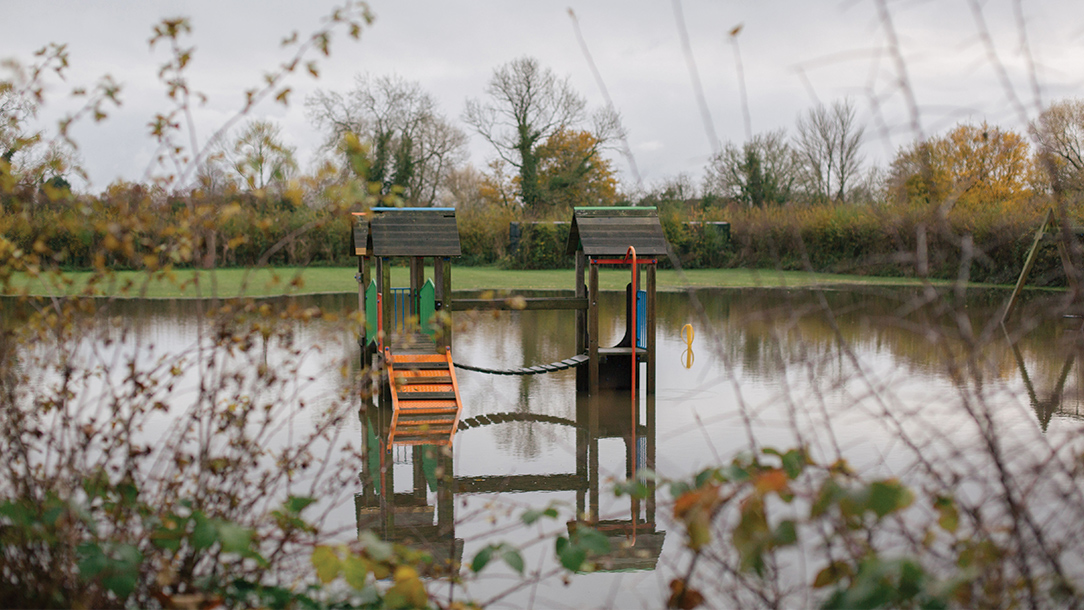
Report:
356,403,462,571
357,390,664,572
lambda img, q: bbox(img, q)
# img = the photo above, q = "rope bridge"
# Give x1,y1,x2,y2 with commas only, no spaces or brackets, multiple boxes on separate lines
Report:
453,354,589,376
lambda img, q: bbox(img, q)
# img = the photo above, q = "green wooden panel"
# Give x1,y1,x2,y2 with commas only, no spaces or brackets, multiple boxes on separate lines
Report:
365,280,377,340
419,279,436,338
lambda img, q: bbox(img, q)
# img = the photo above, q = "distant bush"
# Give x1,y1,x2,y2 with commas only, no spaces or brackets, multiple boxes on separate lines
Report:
504,221,573,270
457,204,516,266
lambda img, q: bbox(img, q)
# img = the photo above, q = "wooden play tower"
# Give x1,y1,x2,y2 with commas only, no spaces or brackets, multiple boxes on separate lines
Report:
353,207,462,446
566,206,668,395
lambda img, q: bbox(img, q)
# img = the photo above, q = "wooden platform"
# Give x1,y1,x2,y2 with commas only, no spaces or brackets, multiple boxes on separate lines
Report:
385,338,463,446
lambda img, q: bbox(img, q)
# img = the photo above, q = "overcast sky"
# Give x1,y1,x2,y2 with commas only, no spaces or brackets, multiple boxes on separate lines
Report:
3,0,1084,193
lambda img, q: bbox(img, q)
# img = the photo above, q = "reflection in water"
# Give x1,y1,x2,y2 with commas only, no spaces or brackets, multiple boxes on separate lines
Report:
356,386,665,573
8,286,1084,606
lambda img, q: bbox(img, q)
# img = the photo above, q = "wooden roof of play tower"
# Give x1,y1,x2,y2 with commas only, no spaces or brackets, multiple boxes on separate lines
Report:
565,206,668,257
352,207,461,257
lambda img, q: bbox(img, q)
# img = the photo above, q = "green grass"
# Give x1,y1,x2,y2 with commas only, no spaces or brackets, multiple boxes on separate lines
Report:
5,265,987,299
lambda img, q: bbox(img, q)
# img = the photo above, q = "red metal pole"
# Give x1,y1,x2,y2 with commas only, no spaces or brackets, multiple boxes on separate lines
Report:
623,245,637,543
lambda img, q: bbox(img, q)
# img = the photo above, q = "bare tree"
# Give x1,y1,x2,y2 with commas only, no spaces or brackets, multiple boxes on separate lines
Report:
0,83,80,191
794,99,865,203
1030,98,1084,193
463,56,622,213
306,74,468,206
229,119,297,192
704,129,798,207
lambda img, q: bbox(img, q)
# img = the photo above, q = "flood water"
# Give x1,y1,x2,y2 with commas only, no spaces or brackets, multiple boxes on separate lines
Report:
11,285,1084,607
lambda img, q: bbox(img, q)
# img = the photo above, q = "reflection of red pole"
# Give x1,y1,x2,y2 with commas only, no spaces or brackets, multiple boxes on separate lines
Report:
623,245,637,544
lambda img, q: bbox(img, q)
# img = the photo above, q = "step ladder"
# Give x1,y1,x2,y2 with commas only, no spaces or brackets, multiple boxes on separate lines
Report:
385,347,463,446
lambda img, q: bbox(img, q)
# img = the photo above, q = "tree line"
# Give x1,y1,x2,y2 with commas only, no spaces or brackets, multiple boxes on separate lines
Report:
5,54,1084,224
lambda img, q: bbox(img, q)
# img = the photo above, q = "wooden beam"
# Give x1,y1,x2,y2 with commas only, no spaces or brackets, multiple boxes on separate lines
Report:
453,473,588,494
450,297,587,311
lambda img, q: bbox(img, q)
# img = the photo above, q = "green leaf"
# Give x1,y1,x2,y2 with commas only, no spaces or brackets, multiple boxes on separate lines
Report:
343,554,369,590
285,495,317,515
694,468,718,488
812,561,851,588
772,520,797,546
576,528,611,555
558,545,587,572
501,547,525,575
934,496,959,533
217,522,254,554
77,542,107,578
868,480,914,518
614,479,650,499
781,449,806,479
312,545,341,584
191,513,216,549
723,463,751,482
521,505,559,525
471,546,493,573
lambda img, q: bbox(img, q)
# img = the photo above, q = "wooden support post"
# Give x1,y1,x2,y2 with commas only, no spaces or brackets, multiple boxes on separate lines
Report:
362,256,370,346
383,444,394,536
1002,208,1054,324
437,449,454,537
360,255,372,362
410,257,424,319
588,260,599,395
646,393,656,525
575,393,587,518
575,250,586,355
442,257,453,348
588,393,599,521
381,257,392,340
434,258,446,350
413,446,426,500
646,263,656,394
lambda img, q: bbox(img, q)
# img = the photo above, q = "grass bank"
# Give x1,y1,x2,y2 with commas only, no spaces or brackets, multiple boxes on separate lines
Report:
4,265,999,299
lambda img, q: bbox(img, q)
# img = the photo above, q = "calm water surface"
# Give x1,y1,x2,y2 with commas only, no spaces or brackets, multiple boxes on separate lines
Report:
25,287,1084,608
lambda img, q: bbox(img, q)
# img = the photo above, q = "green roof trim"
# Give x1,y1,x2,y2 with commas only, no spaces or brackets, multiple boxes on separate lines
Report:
573,206,657,211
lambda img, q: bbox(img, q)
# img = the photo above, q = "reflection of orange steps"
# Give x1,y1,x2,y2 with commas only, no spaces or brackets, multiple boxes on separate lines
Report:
386,349,463,446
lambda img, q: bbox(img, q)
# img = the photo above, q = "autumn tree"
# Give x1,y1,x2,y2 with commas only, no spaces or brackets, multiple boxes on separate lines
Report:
1030,98,1084,193
306,74,467,205
534,129,618,217
794,99,865,203
463,56,621,215
228,119,298,192
703,129,797,207
888,121,1036,209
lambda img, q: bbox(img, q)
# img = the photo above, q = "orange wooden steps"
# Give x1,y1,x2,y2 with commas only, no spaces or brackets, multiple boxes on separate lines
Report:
386,349,463,446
